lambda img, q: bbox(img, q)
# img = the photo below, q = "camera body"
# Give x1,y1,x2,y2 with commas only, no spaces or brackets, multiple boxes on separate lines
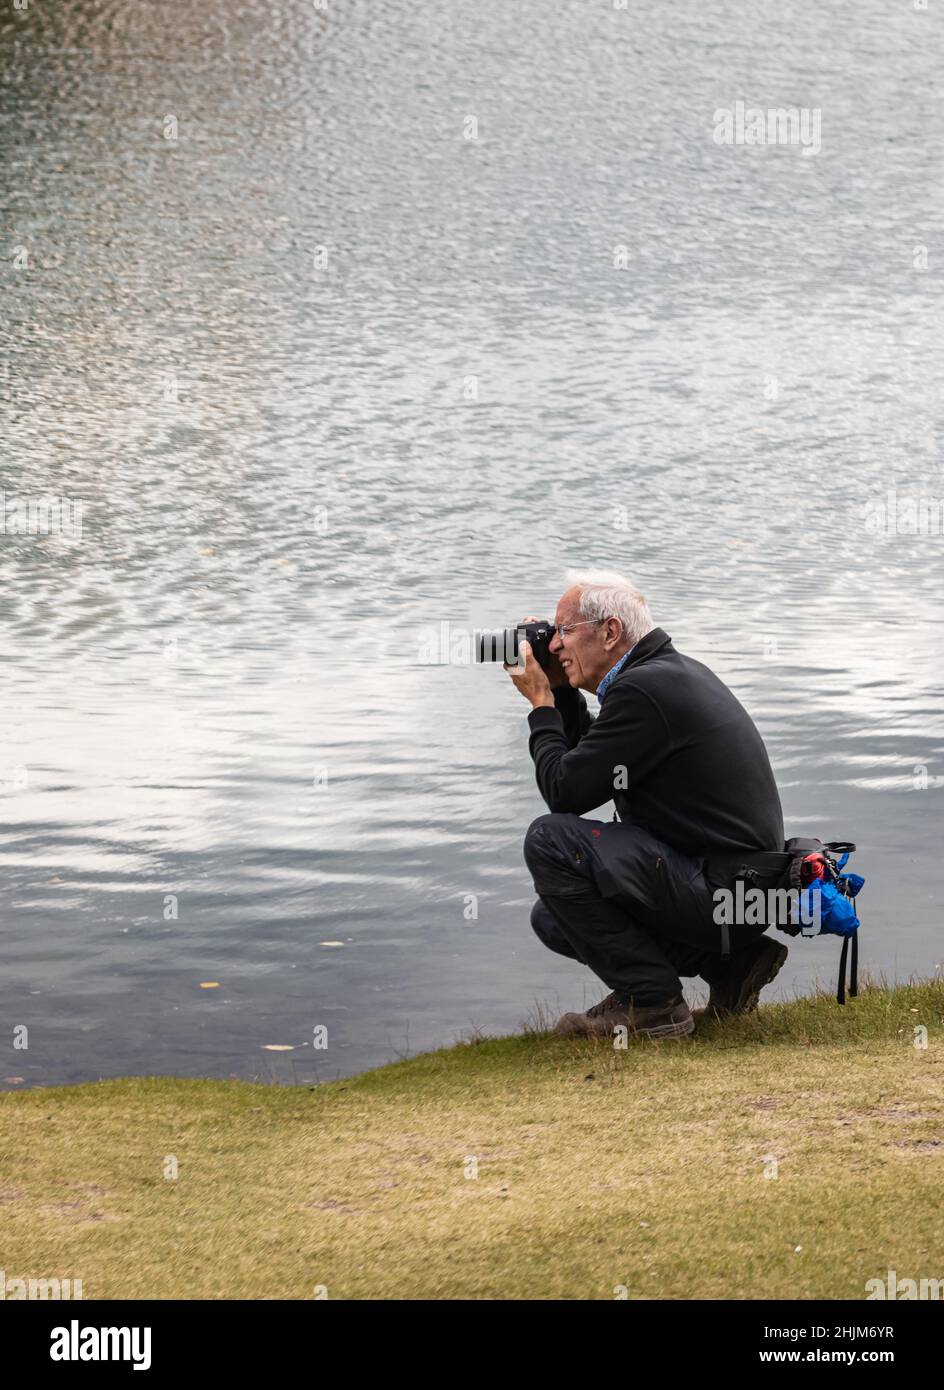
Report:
477,620,554,669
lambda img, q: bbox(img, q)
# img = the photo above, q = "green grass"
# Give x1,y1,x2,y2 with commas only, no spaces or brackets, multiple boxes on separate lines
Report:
2,979,943,1299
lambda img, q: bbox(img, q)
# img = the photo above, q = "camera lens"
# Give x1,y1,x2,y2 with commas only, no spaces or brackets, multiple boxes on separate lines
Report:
476,628,519,663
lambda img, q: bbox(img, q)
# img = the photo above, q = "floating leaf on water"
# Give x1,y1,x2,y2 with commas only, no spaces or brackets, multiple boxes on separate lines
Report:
199,981,220,989
319,941,344,947
262,1044,295,1051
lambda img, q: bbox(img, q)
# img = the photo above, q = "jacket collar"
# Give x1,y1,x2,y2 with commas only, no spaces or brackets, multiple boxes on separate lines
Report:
619,626,673,671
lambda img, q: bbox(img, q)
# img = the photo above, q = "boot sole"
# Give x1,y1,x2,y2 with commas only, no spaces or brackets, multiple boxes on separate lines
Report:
634,1013,696,1040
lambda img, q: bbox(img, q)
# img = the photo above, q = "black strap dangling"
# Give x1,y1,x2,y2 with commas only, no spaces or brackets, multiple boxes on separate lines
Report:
837,938,848,1005
836,933,860,1005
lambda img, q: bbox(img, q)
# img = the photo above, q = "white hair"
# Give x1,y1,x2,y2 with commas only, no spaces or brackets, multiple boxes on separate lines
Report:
565,569,655,646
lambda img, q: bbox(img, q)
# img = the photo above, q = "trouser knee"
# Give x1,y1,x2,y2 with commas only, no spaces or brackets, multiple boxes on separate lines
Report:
523,812,586,882
524,812,562,863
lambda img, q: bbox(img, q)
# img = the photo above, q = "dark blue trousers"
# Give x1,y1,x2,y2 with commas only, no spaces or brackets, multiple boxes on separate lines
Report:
524,812,767,1006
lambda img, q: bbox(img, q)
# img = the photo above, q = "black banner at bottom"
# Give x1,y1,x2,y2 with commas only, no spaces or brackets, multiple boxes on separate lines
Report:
2,1297,938,1374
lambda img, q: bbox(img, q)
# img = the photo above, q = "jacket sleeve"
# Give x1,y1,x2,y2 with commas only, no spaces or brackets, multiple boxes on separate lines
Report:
551,683,594,749
526,682,670,815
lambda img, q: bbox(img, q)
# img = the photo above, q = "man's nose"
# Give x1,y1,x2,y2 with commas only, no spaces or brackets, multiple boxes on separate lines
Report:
549,630,563,653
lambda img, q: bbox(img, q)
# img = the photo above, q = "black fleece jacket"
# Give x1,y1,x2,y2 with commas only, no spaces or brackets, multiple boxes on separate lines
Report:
527,627,784,856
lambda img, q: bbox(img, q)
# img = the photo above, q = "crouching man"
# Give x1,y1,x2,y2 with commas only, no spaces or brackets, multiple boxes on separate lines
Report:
507,570,788,1040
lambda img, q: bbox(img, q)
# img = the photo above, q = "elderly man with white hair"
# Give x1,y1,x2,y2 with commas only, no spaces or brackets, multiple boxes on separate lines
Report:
506,570,787,1040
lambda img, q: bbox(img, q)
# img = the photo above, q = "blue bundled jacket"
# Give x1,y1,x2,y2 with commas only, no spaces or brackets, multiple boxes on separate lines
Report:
790,849,864,1002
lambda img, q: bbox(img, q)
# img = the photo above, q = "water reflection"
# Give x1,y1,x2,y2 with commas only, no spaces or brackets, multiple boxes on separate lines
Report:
1,0,942,1087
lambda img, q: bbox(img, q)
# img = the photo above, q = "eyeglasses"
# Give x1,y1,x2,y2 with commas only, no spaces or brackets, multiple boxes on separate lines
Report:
553,619,604,639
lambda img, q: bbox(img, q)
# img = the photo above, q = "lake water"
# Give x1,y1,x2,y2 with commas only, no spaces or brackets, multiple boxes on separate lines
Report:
2,0,943,1088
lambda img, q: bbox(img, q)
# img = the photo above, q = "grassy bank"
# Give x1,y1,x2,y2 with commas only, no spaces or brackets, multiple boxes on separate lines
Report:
2,980,943,1300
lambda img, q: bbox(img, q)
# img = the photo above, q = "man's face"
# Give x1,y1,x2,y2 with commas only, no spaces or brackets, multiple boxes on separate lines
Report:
548,586,628,693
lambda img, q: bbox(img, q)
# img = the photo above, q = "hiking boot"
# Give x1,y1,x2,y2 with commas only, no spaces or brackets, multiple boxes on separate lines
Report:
555,992,695,1040
696,935,788,1020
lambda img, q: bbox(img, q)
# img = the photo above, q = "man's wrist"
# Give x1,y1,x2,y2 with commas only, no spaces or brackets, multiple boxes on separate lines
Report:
531,696,555,710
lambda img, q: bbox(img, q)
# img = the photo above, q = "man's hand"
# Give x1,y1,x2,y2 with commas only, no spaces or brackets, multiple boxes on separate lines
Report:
505,640,555,709
518,614,567,689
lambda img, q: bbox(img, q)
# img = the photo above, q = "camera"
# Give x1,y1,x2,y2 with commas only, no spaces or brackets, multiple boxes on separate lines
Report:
477,620,555,669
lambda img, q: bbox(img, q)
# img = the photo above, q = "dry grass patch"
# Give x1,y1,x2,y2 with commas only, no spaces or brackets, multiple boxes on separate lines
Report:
1,980,943,1299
